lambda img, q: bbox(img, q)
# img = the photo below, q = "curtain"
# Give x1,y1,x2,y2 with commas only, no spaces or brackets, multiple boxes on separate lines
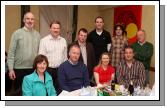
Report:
21,5,30,28
40,5,73,44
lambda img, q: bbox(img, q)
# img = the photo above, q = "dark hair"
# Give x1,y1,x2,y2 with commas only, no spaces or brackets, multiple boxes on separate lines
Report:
124,45,134,52
114,24,125,35
50,20,61,28
78,28,88,35
33,54,49,70
95,16,104,23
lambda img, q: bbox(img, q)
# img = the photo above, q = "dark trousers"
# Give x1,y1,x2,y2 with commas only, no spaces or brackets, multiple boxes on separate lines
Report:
12,68,33,96
5,72,12,95
47,67,61,95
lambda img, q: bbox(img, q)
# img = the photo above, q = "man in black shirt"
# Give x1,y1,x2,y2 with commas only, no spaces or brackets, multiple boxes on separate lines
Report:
87,16,111,65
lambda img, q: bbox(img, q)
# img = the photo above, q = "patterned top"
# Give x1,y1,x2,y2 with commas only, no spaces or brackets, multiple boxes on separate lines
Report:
116,59,146,88
94,65,115,84
111,36,128,67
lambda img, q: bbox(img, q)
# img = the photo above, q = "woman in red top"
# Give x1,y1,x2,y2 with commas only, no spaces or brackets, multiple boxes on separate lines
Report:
94,52,115,88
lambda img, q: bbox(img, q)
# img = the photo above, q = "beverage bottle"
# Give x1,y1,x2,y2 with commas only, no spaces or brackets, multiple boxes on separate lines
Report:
128,80,134,96
111,80,115,91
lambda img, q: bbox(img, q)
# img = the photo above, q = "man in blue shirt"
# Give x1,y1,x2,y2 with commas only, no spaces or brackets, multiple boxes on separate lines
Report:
58,43,90,92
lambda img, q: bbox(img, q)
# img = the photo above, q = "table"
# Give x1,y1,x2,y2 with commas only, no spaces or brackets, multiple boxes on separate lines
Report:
58,85,152,96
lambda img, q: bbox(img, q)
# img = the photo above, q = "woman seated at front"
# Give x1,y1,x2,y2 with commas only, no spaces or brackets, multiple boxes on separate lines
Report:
22,54,57,96
94,52,115,88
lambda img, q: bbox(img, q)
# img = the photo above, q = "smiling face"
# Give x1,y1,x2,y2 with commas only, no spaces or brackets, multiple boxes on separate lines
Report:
137,30,146,43
95,18,104,30
36,60,47,74
33,55,49,74
23,12,35,30
69,46,80,63
101,54,110,66
124,48,134,62
50,23,61,38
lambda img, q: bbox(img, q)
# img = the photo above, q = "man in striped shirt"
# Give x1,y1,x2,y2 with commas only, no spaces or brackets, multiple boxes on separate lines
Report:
38,20,67,94
116,46,146,88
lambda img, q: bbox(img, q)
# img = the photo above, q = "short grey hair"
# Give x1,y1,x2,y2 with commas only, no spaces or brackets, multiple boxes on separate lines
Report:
136,29,146,35
23,12,34,20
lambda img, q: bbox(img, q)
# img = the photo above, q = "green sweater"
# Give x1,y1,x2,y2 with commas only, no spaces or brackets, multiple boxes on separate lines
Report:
132,41,153,70
7,27,41,70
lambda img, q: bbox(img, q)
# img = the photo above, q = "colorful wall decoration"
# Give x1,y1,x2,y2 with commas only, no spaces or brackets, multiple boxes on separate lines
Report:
114,5,142,45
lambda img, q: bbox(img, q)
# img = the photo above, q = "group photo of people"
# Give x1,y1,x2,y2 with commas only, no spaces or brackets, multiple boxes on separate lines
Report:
4,5,155,97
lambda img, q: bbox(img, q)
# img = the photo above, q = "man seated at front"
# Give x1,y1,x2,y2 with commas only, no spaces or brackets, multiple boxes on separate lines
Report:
116,46,146,88
58,43,90,92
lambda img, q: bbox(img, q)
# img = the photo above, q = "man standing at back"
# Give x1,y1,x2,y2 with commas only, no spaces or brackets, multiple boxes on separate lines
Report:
38,20,67,94
87,16,111,65
7,12,41,95
132,30,153,86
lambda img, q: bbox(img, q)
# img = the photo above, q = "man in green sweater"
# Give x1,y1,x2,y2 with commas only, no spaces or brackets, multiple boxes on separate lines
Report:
132,30,153,86
7,12,41,95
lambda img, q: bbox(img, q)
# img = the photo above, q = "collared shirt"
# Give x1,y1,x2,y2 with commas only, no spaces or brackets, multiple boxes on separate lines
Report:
78,41,87,65
111,35,128,67
68,59,78,65
116,59,145,88
7,27,41,70
38,34,67,68
138,41,146,46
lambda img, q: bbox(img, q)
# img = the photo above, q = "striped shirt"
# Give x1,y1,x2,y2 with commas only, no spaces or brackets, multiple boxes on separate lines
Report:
78,42,87,66
38,34,67,68
116,59,145,88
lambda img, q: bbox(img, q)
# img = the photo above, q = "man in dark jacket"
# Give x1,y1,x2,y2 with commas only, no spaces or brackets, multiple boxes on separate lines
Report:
87,16,111,65
68,28,96,86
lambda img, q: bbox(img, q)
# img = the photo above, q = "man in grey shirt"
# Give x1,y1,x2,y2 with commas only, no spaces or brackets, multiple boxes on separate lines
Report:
7,12,41,95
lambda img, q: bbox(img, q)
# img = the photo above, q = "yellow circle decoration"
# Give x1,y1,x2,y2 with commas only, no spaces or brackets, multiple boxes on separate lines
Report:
125,23,138,39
